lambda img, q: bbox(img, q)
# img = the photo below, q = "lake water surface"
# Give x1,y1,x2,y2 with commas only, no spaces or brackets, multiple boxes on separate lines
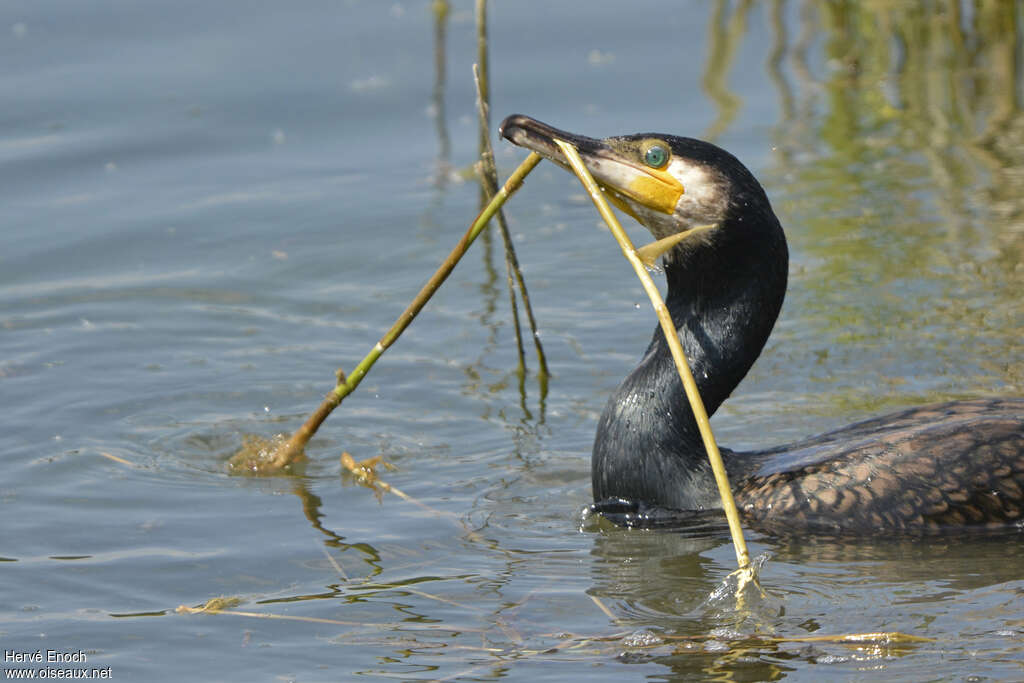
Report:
2,1,1022,680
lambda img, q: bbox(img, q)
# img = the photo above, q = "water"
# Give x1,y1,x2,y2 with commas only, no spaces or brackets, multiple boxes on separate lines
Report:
2,1,1022,680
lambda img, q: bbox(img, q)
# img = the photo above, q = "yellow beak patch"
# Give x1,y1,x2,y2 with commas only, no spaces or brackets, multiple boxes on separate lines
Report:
596,165,684,217
623,168,685,214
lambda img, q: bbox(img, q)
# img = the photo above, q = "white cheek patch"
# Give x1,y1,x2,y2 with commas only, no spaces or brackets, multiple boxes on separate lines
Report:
668,159,714,199
667,158,730,224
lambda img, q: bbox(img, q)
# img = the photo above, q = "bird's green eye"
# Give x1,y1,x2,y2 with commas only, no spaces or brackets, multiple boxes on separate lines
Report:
643,144,669,168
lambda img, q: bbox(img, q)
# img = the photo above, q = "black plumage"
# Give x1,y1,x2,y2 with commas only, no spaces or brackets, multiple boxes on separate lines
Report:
500,114,1024,534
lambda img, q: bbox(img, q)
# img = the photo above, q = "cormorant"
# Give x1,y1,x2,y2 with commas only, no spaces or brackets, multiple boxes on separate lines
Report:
500,114,1024,534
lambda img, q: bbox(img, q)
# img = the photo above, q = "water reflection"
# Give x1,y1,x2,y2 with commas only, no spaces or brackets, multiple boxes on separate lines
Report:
587,526,725,619
758,0,1024,413
431,0,451,188
290,481,386,580
770,531,1024,591
702,0,751,141
776,0,1023,248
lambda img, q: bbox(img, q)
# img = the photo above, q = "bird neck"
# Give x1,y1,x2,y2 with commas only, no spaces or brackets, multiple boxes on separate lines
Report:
660,240,786,422
591,214,788,510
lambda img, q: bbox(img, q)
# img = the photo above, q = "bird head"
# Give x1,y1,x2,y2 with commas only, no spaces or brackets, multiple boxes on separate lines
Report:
499,114,754,263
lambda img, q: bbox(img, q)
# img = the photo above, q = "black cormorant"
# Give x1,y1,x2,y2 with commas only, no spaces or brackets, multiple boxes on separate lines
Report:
500,114,1024,534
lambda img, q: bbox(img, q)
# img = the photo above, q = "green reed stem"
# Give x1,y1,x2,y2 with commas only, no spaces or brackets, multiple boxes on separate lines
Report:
255,152,543,471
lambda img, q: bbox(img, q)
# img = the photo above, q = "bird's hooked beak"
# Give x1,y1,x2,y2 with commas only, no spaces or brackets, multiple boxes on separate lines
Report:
499,114,686,223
